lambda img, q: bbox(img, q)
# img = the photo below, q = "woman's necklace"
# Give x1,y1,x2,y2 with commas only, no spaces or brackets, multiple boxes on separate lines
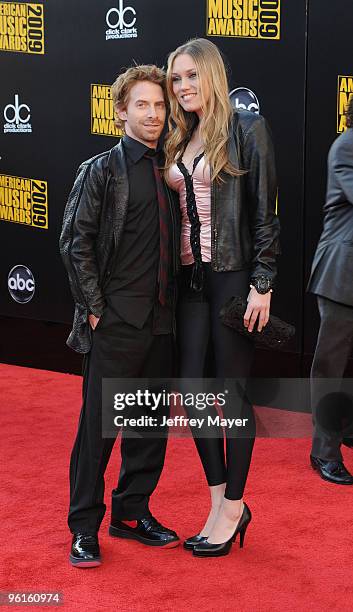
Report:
182,129,204,170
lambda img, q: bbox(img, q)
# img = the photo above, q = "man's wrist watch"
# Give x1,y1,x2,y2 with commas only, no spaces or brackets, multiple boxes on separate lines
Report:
250,275,274,294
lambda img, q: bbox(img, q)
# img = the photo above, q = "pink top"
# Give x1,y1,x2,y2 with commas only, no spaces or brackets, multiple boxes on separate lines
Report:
168,156,212,265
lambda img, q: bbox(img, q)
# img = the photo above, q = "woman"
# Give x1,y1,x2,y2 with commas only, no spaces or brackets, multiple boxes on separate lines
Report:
164,38,280,557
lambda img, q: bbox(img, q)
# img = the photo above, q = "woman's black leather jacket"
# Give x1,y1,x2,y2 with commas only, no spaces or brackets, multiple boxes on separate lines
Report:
210,109,280,280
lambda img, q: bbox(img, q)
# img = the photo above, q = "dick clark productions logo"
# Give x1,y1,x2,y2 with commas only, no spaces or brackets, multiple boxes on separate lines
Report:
8,265,35,303
3,94,32,133
106,0,138,40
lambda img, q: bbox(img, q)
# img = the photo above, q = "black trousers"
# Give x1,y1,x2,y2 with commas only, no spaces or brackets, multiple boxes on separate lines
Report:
311,295,353,461
68,300,173,535
178,264,256,500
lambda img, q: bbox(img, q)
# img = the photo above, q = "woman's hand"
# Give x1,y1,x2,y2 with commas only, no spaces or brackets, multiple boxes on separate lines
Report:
244,287,271,333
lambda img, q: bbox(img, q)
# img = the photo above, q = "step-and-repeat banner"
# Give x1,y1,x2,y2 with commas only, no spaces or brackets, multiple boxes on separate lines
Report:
1,0,348,360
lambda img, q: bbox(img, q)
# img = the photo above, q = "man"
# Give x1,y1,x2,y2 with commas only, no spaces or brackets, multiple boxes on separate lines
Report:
60,65,180,567
308,97,353,485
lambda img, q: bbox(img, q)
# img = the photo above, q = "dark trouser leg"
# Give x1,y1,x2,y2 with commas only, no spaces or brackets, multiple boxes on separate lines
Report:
209,268,255,500
177,266,255,497
68,306,172,533
178,296,227,486
311,296,353,461
111,334,173,519
68,347,118,535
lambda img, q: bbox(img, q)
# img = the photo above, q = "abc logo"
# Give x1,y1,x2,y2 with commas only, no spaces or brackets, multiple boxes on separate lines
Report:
4,94,30,124
106,0,136,29
229,87,260,114
8,265,35,304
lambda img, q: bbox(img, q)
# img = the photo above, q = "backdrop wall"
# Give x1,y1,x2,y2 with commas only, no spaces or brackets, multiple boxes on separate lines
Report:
0,0,351,374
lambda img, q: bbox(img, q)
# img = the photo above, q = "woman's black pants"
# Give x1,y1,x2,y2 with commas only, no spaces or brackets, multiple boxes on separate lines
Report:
178,264,256,500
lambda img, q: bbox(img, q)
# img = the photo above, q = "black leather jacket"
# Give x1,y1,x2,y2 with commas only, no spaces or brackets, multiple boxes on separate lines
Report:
59,142,180,353
60,110,279,354
211,110,280,276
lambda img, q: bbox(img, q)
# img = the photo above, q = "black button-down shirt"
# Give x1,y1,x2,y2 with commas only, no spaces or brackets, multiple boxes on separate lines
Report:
105,135,173,334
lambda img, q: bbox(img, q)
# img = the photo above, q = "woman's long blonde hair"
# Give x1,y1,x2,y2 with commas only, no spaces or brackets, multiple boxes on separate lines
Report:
165,38,243,183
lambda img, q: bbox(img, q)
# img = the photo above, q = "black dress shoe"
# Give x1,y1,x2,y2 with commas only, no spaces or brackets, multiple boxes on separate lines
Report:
183,534,207,551
69,533,101,568
342,437,353,449
109,515,180,548
193,503,252,558
310,455,353,485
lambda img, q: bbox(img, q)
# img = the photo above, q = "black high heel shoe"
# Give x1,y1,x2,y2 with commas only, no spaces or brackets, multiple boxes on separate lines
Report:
193,503,252,557
184,531,238,551
183,534,207,550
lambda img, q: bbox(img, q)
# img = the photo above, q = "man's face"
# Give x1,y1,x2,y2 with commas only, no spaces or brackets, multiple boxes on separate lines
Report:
118,80,166,148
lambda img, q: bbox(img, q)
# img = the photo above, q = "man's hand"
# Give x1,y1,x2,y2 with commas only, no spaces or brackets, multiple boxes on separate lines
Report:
244,287,272,333
88,314,100,330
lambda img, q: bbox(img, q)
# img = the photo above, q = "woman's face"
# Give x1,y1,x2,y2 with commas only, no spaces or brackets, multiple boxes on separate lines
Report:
170,53,208,117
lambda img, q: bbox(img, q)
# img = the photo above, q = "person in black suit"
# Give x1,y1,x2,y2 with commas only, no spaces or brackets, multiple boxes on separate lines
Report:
308,97,353,485
60,65,181,567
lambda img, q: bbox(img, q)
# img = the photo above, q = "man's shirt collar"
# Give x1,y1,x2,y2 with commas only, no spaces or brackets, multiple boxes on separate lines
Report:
122,134,161,164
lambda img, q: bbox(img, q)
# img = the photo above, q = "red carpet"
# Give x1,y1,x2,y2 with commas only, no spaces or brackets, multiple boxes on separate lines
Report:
1,363,353,612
